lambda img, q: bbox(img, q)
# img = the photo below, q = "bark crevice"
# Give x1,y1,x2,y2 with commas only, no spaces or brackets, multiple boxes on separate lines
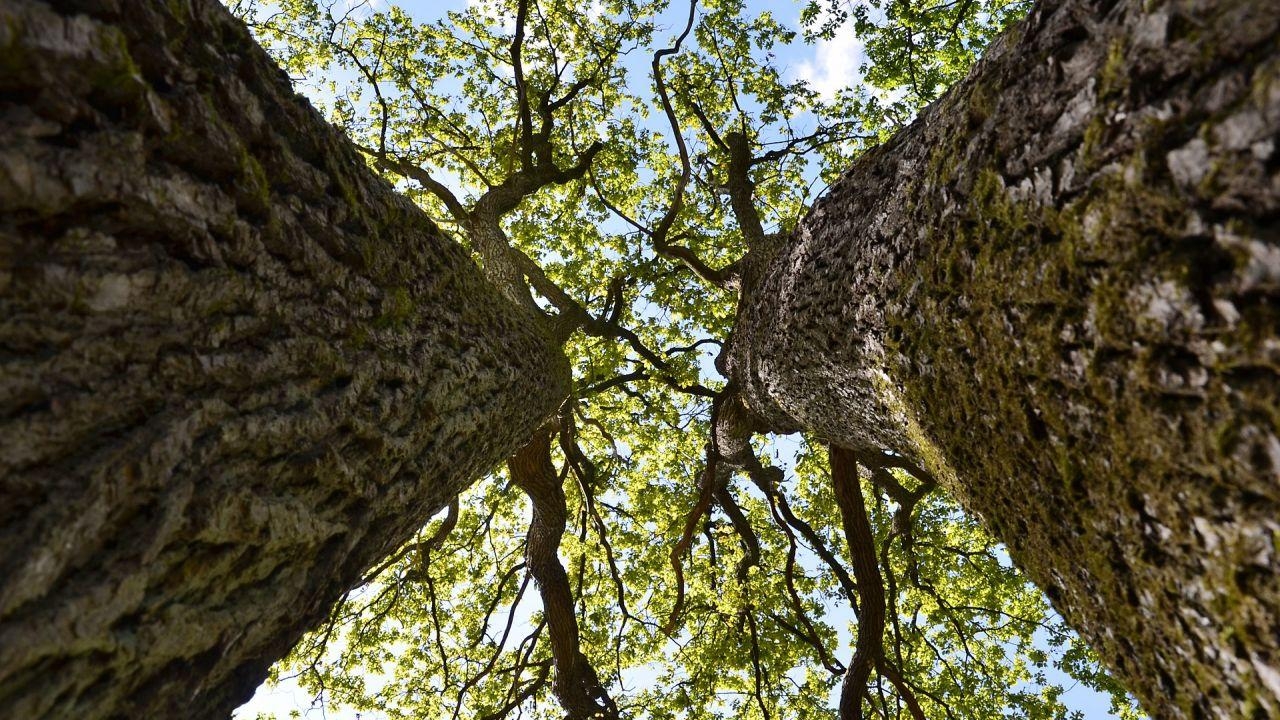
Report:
0,1,568,717
730,0,1280,716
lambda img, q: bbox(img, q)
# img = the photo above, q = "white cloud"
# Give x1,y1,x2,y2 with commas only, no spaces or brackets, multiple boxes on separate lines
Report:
795,22,867,101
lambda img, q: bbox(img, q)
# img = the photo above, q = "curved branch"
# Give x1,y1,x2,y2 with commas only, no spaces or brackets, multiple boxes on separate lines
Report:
358,144,468,220
509,428,620,720
510,0,534,169
714,483,760,583
831,446,886,720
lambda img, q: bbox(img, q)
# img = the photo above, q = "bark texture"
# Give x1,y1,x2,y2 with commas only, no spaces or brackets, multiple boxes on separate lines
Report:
0,1,568,718
730,0,1280,716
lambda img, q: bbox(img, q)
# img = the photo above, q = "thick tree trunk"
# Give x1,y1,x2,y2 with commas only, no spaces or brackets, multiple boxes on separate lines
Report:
730,0,1279,716
0,1,568,718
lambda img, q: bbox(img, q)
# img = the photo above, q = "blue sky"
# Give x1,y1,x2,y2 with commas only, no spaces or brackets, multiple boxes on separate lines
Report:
231,0,1130,717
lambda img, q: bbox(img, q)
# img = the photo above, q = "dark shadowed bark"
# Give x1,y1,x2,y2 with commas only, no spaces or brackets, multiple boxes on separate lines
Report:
729,0,1280,717
0,1,568,718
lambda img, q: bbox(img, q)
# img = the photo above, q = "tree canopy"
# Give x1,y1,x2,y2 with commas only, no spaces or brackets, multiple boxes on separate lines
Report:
227,0,1147,717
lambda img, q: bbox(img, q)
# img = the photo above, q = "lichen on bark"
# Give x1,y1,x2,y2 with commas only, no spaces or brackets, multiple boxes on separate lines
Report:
729,0,1280,716
0,1,567,718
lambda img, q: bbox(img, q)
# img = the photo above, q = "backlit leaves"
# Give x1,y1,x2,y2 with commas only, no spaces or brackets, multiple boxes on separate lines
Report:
230,1,1145,718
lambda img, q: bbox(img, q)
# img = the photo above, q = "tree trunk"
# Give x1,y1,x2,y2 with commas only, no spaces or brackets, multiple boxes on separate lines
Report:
729,0,1280,716
0,1,568,718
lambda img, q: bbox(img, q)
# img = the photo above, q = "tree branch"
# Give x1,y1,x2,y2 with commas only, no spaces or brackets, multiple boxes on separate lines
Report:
831,446,886,720
509,428,620,720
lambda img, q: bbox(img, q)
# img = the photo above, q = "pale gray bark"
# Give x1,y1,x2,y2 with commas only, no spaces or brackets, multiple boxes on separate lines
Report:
729,0,1280,717
0,1,567,718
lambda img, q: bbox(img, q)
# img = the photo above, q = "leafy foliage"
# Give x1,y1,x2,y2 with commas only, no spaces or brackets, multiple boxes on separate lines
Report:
226,0,1145,717
800,0,1031,105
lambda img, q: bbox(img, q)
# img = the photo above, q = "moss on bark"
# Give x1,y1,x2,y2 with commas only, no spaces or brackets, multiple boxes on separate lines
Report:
730,0,1280,716
0,1,568,718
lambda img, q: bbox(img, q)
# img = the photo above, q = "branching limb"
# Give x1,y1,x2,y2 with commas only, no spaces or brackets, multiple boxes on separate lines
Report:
858,450,937,584
877,519,926,720
664,338,721,357
664,454,718,636
476,661,551,720
713,483,760,583
357,144,469,219
831,446,886,720
587,173,738,288
626,0,744,290
770,501,845,675
649,0,697,246
453,567,531,720
510,428,620,720
558,412,635,630
386,495,459,583
707,389,860,603
745,609,772,720
509,0,534,169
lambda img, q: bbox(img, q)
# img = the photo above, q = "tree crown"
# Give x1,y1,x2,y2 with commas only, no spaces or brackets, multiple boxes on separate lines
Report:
229,0,1145,717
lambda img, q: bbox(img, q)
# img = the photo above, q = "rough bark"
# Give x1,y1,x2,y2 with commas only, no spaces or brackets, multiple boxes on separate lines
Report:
729,0,1280,716
0,1,568,718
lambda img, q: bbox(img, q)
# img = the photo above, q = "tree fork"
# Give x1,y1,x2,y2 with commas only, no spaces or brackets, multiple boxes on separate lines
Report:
729,0,1280,716
0,1,568,718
